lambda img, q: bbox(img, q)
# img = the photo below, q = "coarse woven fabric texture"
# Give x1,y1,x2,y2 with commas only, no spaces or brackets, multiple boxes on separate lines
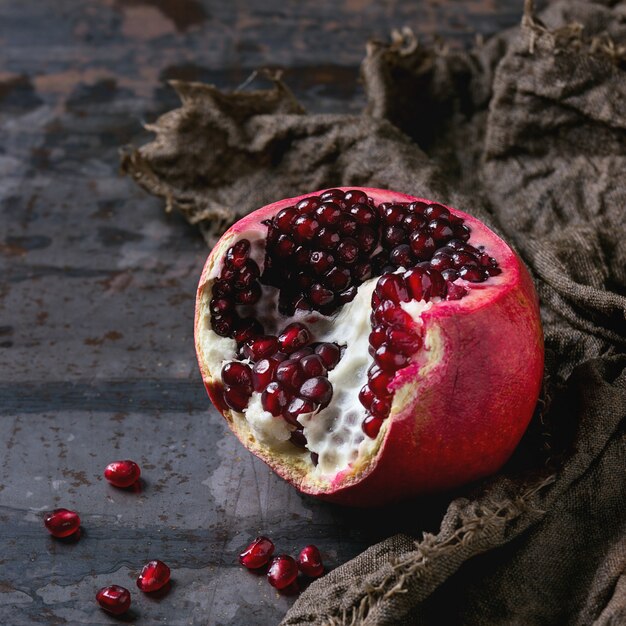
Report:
122,0,626,623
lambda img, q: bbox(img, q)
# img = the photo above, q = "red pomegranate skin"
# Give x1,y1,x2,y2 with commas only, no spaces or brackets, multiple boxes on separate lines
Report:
195,188,544,506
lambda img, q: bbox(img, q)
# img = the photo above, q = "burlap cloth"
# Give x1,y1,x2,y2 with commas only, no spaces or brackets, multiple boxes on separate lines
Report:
122,0,626,623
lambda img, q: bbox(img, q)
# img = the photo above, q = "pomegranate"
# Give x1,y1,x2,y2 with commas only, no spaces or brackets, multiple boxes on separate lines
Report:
267,555,299,590
298,545,324,578
136,560,170,592
195,188,543,506
239,536,275,569
104,460,141,488
44,508,80,538
96,585,131,615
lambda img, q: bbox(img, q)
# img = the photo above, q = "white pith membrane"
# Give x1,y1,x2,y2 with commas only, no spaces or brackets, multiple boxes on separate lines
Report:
197,229,449,479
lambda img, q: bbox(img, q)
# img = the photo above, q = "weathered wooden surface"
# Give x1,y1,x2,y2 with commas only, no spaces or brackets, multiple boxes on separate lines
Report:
1,1,524,623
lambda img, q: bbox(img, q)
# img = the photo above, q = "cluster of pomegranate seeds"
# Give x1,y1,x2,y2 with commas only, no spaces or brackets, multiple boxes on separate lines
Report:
96,585,131,616
220,323,342,447
211,189,501,443
44,508,81,538
239,536,275,569
104,459,141,488
136,559,171,593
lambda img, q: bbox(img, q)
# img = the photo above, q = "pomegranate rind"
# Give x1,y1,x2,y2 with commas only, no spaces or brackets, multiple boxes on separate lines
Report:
195,188,544,506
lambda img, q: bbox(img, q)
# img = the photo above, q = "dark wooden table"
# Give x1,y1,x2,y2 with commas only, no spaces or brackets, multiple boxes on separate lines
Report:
1,2,523,624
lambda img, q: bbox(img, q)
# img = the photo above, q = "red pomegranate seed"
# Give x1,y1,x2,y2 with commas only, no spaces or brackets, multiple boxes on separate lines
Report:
314,343,341,369
293,215,320,242
424,204,450,220
374,346,409,371
369,368,391,396
299,377,333,406
233,318,263,344
316,202,342,225
370,395,392,419
452,251,478,268
386,328,422,355
430,252,454,271
428,268,447,297
379,304,414,328
252,358,279,391
316,227,340,249
429,218,453,242
404,213,426,231
300,354,327,378
225,239,250,269
284,397,316,425
359,385,375,410
453,223,471,241
290,346,313,360
274,207,297,231
352,261,372,282
289,429,308,447
338,286,357,304
404,266,431,301
376,274,409,304
320,188,345,202
212,279,232,298
276,359,306,392
362,415,384,438
278,323,312,354
383,225,406,248
136,560,170,593
267,555,299,590
349,203,377,225
210,298,233,315
235,283,262,305
212,311,236,337
44,508,80,538
441,268,459,282
338,214,357,236
310,284,334,306
96,585,131,616
243,335,279,361
309,251,334,275
355,226,377,254
262,382,291,416
409,231,436,259
324,266,351,291
336,238,359,265
104,460,141,488
344,189,368,206
390,244,414,268
275,234,296,257
459,266,489,282
223,386,251,412
298,545,324,578
382,204,404,225
233,259,260,289
369,325,387,349
221,362,252,393
239,536,275,569
446,281,467,300
296,197,321,214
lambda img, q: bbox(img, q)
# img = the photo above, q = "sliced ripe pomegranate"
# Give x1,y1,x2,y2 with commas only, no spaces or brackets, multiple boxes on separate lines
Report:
267,555,298,589
96,585,131,615
104,460,141,488
44,508,80,538
195,188,544,506
298,545,324,578
239,536,275,569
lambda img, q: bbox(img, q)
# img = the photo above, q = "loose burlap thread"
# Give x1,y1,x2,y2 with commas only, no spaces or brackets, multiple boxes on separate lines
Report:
122,1,626,623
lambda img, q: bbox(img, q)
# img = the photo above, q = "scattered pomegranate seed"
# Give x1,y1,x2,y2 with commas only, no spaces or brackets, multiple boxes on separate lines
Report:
299,377,333,407
104,460,141,488
136,560,170,593
362,415,384,438
267,555,299,590
298,545,324,578
96,585,131,615
44,508,80,538
239,536,275,569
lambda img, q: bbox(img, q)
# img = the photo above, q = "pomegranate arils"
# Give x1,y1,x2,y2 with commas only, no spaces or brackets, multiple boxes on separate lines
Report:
349,203,377,225
300,354,327,378
267,555,299,590
96,585,131,616
274,206,297,230
104,460,141,488
289,429,308,447
225,239,250,269
300,377,333,406
310,284,334,306
429,218,454,242
344,189,368,206
243,335,278,361
262,382,291,416
136,560,170,593
359,385,375,410
296,196,321,213
369,325,387,349
459,266,488,282
382,203,405,225
239,536,275,569
374,346,409,371
376,274,409,304
324,266,351,291
316,202,342,225
276,360,306,392
285,397,316,424
252,358,278,391
387,328,422,355
278,323,311,354
336,238,359,264
355,226,377,254
424,204,450,220
362,415,384,438
223,386,251,412
390,244,414,268
44,508,80,538
221,362,252,392
314,343,341,369
369,368,391,396
310,251,334,275
275,234,296,257
409,231,436,259
383,225,406,248
293,215,320,242
298,545,324,578
316,227,340,249
370,396,391,419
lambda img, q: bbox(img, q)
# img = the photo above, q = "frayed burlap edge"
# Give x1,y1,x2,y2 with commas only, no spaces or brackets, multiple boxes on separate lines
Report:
319,476,555,626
